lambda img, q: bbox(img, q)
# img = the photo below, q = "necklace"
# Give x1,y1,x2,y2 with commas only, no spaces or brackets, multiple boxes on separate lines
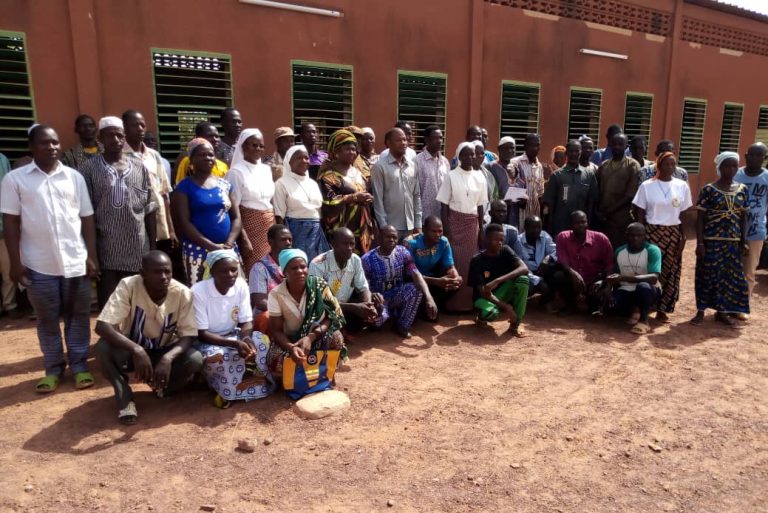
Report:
459,169,473,198
656,180,671,199
292,173,313,202
626,249,644,274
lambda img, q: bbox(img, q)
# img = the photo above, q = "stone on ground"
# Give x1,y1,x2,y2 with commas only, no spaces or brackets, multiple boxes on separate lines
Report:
293,390,350,419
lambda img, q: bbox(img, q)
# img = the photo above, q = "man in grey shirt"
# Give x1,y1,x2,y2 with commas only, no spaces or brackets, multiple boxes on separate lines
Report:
371,128,422,239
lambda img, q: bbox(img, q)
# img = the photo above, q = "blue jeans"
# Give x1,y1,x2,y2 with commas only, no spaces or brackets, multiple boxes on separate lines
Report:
610,282,660,321
26,269,92,376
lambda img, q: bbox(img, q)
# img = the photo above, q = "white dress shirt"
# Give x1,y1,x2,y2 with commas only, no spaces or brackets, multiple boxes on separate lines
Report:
227,161,275,211
436,168,488,215
273,171,323,219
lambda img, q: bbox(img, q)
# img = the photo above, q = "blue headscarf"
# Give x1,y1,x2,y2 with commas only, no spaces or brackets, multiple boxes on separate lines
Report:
203,249,239,279
278,248,308,272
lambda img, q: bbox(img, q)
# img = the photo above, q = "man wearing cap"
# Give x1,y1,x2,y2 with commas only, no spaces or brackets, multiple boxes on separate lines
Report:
80,116,158,308
264,127,295,182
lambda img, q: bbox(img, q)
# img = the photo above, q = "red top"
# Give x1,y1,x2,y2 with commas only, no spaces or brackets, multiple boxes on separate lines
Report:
555,229,614,286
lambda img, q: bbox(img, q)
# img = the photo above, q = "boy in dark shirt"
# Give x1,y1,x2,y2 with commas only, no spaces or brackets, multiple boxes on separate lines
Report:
468,223,530,337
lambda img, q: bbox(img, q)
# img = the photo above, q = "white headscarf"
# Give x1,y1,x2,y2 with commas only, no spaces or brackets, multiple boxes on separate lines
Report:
230,128,264,169
98,116,123,131
472,140,485,151
361,127,375,137
455,142,475,164
283,144,309,177
714,151,739,175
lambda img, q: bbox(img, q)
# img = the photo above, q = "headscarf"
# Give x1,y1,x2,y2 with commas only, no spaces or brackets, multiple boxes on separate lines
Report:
578,134,593,144
498,136,516,148
27,123,40,135
187,137,213,157
455,142,475,164
327,129,357,155
714,151,740,176
98,116,123,131
361,127,375,137
653,151,676,179
472,140,485,151
278,248,308,272
283,144,309,177
230,128,263,169
550,145,566,161
203,249,239,280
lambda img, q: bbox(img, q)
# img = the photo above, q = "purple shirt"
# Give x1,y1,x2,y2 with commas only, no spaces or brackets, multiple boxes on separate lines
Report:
555,229,613,286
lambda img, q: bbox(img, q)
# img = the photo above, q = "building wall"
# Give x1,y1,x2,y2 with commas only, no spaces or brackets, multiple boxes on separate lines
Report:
1,0,767,185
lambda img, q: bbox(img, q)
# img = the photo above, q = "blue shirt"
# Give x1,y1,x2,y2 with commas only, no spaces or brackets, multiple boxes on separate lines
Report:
175,177,232,244
735,167,768,241
590,146,631,165
512,230,557,286
404,234,454,277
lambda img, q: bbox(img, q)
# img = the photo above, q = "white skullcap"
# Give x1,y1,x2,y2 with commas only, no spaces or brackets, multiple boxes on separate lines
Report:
498,136,516,147
98,116,123,131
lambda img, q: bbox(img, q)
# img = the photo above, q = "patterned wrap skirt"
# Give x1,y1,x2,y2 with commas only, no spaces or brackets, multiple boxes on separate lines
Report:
196,332,274,401
445,209,479,312
646,224,682,313
240,206,275,275
695,239,750,314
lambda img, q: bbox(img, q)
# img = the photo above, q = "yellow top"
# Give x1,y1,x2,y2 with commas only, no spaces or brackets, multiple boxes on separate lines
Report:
174,156,229,185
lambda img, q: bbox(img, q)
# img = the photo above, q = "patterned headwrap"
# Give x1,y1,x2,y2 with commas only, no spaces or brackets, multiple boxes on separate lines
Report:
283,144,309,177
203,249,239,280
278,248,308,272
653,151,676,179
187,137,213,157
327,129,357,155
551,145,567,161
230,128,263,169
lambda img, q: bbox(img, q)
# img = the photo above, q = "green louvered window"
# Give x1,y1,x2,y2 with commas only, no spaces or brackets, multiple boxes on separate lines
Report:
397,71,447,150
500,81,540,156
756,106,768,150
567,88,602,145
292,61,353,149
678,98,707,174
0,32,35,162
624,93,653,143
718,103,743,153
152,49,233,156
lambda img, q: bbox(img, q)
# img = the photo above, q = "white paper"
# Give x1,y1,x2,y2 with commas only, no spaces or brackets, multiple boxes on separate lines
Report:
504,186,528,202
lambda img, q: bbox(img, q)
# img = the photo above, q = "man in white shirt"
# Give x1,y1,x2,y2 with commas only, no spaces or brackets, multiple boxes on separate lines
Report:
0,125,99,393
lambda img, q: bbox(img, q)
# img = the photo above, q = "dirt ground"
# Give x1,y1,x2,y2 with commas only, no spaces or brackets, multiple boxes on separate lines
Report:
0,244,766,513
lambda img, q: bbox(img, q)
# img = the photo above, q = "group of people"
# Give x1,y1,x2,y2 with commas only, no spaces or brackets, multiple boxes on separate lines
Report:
1,108,766,424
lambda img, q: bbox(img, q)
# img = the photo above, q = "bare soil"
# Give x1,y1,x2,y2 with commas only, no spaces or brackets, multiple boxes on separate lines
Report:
0,245,766,513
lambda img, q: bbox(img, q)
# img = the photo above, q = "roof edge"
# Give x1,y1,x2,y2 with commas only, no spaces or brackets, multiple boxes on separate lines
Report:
684,0,768,24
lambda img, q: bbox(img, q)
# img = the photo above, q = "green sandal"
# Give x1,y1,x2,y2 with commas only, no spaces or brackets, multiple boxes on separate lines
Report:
35,375,60,394
213,394,231,409
74,371,95,390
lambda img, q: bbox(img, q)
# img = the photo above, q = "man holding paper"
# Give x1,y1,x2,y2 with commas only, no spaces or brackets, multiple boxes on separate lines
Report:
542,139,599,237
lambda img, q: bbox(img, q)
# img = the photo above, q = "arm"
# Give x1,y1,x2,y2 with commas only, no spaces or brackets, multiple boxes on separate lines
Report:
170,191,219,251
225,192,242,248
695,208,705,259
80,215,100,278
441,203,451,238
145,211,157,251
251,292,268,313
413,170,422,232
163,194,178,246
636,207,647,225
371,164,388,227
3,214,27,286
483,258,528,292
410,268,437,319
95,320,154,384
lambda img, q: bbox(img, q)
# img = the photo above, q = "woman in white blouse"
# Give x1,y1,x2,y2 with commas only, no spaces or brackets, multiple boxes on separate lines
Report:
228,128,275,274
273,144,329,262
436,142,489,311
633,151,693,322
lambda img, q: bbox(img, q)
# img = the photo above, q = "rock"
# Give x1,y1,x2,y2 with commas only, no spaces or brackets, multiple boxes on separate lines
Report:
99,482,107,488
23,484,33,493
293,390,350,420
510,463,521,469
263,437,273,446
565,435,574,441
649,443,663,453
200,506,216,512
237,438,257,453
387,499,395,507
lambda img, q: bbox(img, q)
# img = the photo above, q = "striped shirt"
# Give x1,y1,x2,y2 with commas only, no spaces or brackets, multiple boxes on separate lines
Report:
80,155,158,272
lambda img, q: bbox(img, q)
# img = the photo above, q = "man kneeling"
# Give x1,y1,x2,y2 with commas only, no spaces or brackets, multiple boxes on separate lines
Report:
96,251,202,424
469,223,530,337
604,223,661,335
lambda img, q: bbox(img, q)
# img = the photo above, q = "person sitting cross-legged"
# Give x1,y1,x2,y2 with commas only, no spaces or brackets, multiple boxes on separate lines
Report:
95,251,203,424
468,223,530,337
603,223,661,335
513,216,558,304
403,216,462,314
310,227,383,334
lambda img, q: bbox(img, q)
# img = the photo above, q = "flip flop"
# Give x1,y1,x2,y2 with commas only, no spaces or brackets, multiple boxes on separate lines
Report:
118,401,138,425
74,371,95,390
508,324,527,338
630,322,651,335
35,375,59,394
213,394,232,409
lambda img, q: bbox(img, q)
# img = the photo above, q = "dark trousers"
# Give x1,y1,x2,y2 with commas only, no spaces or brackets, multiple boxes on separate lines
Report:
97,269,136,310
608,282,660,320
96,339,203,409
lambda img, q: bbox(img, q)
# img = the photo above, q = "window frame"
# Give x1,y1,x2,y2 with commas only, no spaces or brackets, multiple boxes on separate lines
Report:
0,30,36,162
396,70,448,152
678,97,708,174
499,80,541,157
623,91,654,144
566,87,603,146
718,102,744,154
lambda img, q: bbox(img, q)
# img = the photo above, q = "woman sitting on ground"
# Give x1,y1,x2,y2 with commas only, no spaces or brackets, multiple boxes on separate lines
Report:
192,250,272,407
250,224,293,334
266,249,346,379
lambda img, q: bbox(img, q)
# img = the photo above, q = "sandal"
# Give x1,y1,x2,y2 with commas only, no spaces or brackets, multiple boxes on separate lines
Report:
630,322,651,335
118,401,138,425
213,394,232,409
74,371,95,390
508,324,527,338
715,313,737,327
35,375,60,394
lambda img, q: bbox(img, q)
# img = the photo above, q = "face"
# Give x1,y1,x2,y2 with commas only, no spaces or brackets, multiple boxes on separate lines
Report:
379,227,399,253
467,127,482,142
610,135,628,159
211,259,239,290
361,133,375,154
76,117,97,142
566,144,580,165
332,231,356,261
626,227,646,250
144,132,158,150
142,259,172,296
30,128,60,165
334,141,358,166
481,128,489,146
525,138,540,159
401,124,413,144
123,113,146,144
553,150,566,168
426,130,443,153
242,135,265,163
630,139,647,159
659,155,677,178
719,158,739,180
301,124,317,146
200,125,221,149
485,231,505,254
99,126,126,154
571,214,588,236
290,150,310,174
424,221,443,245
285,258,308,286
490,203,507,223
386,129,408,157
746,147,767,169
459,147,474,169
498,143,515,161
473,146,485,168
276,136,294,154
191,144,216,173
580,140,594,161
525,220,542,239
270,229,293,252
222,110,242,137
